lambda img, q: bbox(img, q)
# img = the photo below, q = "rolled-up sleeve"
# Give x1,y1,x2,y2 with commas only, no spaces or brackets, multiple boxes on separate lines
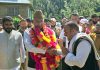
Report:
24,30,46,54
65,40,91,68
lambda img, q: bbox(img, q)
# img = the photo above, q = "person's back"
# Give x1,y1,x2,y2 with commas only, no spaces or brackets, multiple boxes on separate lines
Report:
71,36,99,70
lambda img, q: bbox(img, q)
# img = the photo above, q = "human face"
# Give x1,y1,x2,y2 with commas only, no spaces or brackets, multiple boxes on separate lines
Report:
3,21,13,33
19,21,28,29
50,20,56,26
33,20,40,26
33,19,43,28
71,15,79,23
64,26,73,41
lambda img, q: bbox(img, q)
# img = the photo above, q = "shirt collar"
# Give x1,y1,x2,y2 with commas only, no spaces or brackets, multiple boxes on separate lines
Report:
68,33,88,52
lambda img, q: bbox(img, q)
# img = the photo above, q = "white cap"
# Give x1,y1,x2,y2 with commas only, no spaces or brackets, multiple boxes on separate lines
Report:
80,19,88,24
50,18,56,22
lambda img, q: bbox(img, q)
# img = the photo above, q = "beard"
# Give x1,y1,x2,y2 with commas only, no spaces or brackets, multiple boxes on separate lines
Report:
4,28,13,34
28,25,31,28
93,21,97,24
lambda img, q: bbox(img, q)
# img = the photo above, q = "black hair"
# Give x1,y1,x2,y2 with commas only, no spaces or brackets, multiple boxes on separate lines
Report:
91,14,98,18
65,22,79,31
2,16,13,24
26,18,32,22
71,13,79,17
70,13,79,19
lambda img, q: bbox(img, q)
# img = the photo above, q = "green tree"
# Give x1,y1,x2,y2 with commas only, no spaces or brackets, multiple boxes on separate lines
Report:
29,0,100,20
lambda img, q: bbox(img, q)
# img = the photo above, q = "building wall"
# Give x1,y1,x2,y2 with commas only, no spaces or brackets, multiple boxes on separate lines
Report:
0,4,30,18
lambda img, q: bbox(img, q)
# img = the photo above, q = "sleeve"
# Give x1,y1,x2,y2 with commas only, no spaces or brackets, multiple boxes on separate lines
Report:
64,40,91,68
18,33,26,63
59,29,64,39
24,30,46,54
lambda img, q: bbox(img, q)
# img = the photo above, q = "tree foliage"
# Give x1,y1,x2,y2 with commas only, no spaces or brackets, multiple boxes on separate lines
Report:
30,0,100,20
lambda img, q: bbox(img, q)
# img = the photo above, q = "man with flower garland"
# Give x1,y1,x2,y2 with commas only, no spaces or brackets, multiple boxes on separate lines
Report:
24,10,61,70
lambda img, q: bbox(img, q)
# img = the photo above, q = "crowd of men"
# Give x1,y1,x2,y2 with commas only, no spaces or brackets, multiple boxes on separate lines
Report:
0,10,100,70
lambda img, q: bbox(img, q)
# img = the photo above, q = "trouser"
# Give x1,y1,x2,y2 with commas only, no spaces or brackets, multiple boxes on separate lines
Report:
20,51,28,70
98,61,100,69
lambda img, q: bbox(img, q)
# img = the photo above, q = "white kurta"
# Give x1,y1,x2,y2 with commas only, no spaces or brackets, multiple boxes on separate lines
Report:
0,30,25,70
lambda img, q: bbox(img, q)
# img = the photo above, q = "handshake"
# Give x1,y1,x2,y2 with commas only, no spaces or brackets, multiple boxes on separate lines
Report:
46,47,58,55
46,47,69,56
46,38,69,56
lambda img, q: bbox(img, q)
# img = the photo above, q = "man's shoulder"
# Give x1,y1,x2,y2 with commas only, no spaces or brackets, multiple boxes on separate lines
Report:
12,30,22,36
71,33,90,44
0,30,4,34
25,28,31,32
76,33,91,43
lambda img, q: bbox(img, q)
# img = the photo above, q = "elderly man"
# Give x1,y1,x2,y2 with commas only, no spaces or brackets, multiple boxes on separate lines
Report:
59,22,99,70
0,16,26,70
24,10,61,70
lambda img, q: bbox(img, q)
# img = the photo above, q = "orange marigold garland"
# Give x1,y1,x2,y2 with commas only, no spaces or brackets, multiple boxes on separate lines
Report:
29,24,61,70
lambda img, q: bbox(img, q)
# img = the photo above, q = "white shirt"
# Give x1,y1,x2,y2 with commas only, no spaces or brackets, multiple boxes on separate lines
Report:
59,29,69,48
0,30,26,70
0,66,20,70
24,28,46,54
59,29,65,40
65,33,94,68
79,25,83,32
